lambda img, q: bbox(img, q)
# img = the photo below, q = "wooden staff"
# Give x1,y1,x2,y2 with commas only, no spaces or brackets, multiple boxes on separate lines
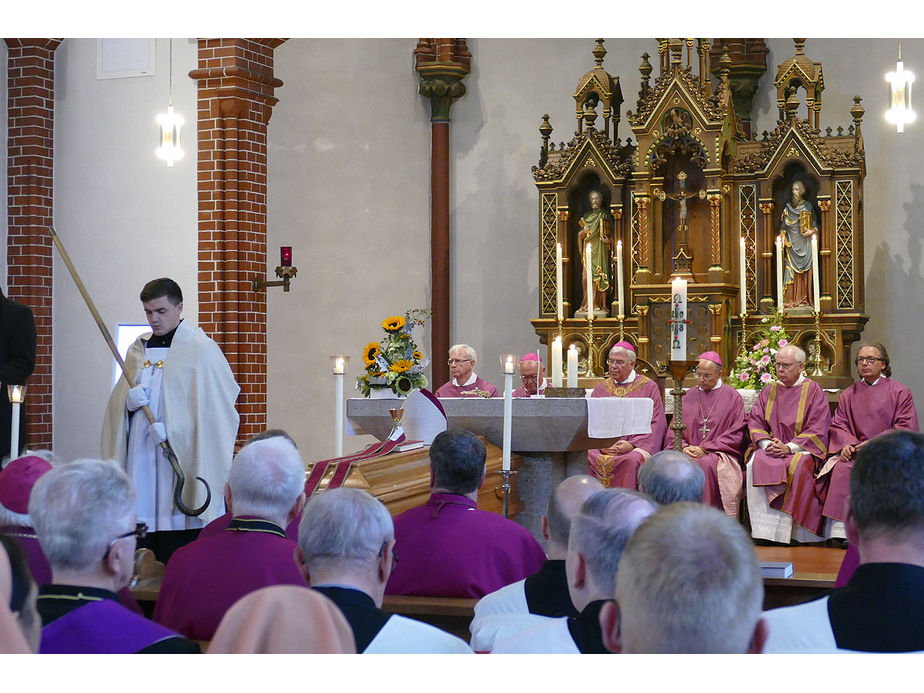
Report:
48,226,210,516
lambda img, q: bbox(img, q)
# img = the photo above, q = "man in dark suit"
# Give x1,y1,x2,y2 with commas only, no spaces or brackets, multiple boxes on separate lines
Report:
0,288,36,460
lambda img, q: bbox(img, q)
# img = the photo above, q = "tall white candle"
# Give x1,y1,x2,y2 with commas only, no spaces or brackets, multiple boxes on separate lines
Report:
739,237,747,316
585,242,594,317
776,235,784,311
811,233,821,313
555,242,564,321
567,344,578,388
616,240,625,319
552,336,563,388
334,371,344,457
670,277,688,361
10,401,20,461
502,356,514,471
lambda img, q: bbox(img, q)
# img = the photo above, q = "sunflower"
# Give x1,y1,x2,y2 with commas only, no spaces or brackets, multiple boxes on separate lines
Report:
389,359,412,373
412,350,423,361
363,342,381,366
382,315,406,332
368,370,386,378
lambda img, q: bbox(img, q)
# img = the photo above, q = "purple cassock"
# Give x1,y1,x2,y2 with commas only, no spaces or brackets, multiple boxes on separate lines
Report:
588,375,666,489
748,378,831,535
385,493,546,598
153,517,306,641
435,376,499,398
666,384,747,516
198,511,300,542
820,377,918,523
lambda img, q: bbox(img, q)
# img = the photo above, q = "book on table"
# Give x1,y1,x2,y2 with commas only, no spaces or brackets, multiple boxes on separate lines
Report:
759,561,794,578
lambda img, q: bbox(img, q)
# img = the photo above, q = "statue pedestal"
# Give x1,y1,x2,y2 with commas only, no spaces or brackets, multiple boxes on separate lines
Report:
346,396,653,543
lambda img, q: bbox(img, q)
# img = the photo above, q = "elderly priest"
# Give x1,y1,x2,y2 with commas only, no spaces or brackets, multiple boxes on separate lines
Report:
588,342,667,489
745,344,831,543
434,344,498,398
667,351,746,516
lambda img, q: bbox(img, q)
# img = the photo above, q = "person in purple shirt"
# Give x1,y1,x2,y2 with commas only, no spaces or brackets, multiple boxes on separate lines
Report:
153,436,307,641
434,344,499,398
29,459,197,653
385,428,546,598
512,353,546,397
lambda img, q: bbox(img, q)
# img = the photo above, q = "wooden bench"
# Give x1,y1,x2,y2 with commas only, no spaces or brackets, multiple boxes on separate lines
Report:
756,545,843,610
381,595,477,642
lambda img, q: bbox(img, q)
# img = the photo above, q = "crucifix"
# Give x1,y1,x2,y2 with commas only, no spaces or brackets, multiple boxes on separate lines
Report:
658,171,706,274
699,420,710,437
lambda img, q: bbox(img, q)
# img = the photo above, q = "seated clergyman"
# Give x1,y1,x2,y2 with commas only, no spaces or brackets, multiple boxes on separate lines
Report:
434,344,498,398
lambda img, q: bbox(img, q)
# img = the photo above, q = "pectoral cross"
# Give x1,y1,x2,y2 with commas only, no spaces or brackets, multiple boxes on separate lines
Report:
699,420,710,437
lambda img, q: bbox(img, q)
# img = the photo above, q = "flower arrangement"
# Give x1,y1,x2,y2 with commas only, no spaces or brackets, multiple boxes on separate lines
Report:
357,308,431,397
729,311,791,390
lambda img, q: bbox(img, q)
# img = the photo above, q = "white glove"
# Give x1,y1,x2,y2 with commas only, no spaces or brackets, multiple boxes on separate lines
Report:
147,422,167,444
126,386,150,412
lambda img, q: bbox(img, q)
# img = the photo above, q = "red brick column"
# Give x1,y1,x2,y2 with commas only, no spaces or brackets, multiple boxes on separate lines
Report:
5,39,62,451
189,39,285,447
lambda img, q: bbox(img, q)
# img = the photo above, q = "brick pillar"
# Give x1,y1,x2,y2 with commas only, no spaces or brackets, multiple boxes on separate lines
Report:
5,39,62,451
189,39,285,447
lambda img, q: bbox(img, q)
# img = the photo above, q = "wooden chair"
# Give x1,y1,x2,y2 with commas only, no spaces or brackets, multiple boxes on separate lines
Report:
130,548,164,616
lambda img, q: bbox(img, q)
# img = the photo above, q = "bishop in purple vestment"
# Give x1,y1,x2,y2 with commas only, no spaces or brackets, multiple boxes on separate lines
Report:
819,343,919,523
512,352,546,397
746,345,830,538
588,342,666,489
667,352,746,516
434,344,499,397
385,429,545,598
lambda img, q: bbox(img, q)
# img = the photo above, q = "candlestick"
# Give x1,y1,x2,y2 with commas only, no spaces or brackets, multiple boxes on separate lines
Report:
551,336,563,388
670,277,688,361
556,242,564,322
616,240,625,319
739,237,747,316
811,309,824,376
811,233,821,313
585,242,593,317
280,246,292,267
330,355,348,457
7,384,25,461
502,356,514,471
776,235,784,311
567,344,578,388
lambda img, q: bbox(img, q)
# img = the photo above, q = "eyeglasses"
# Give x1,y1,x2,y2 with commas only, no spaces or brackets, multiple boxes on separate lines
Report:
607,358,630,366
447,359,473,366
378,541,399,570
856,356,883,364
102,522,147,560
775,361,799,369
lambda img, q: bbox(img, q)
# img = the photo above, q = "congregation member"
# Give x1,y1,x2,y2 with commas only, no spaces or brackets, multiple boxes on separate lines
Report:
1,287,36,461
638,449,705,505
29,458,198,653
601,502,767,653
745,344,830,543
762,430,924,652
0,455,55,585
667,351,746,515
386,428,545,598
494,488,658,653
101,277,240,560
208,585,356,654
588,342,666,489
434,344,498,397
0,538,31,653
196,429,300,541
298,487,472,653
0,535,40,652
153,436,307,641
818,342,918,533
470,474,603,651
512,352,546,397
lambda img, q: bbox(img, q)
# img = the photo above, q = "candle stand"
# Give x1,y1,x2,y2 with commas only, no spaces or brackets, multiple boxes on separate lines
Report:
660,360,698,451
495,469,518,519
811,310,825,376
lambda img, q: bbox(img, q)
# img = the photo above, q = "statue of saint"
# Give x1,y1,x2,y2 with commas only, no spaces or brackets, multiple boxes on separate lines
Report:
780,180,819,308
577,190,612,315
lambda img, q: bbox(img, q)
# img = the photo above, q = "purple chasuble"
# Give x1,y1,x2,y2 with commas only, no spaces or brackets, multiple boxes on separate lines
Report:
513,385,539,398
40,599,181,654
748,379,830,534
153,517,305,640
669,384,747,513
588,375,666,489
201,511,299,543
435,376,499,398
385,493,546,598
821,378,918,522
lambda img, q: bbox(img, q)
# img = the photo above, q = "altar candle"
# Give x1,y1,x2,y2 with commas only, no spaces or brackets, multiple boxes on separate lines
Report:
585,242,593,317
280,246,292,267
556,243,564,321
811,233,821,313
567,344,579,388
334,369,344,457
10,401,20,461
616,240,625,319
776,235,784,311
502,356,514,471
739,237,747,316
670,277,688,361
552,336,563,388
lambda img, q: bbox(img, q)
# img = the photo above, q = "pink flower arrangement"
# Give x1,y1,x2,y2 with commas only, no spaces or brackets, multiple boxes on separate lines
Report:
730,311,791,390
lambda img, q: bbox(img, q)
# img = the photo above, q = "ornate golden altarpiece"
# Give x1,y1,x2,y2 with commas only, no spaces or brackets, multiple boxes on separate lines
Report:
531,39,867,388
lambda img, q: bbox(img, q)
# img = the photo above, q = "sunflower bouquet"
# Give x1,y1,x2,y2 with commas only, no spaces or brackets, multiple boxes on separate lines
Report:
729,311,791,390
357,308,431,397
